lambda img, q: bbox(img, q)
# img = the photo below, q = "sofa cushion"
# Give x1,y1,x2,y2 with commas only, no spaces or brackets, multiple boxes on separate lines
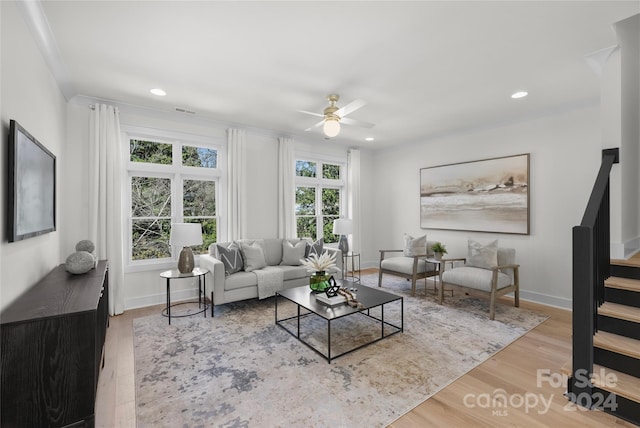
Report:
281,240,306,266
276,265,309,281
263,238,285,266
217,243,243,276
240,242,267,272
381,257,436,275
224,271,258,291
441,266,512,292
403,233,426,257
467,239,498,269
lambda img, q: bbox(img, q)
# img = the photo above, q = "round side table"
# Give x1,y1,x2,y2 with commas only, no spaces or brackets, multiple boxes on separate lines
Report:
160,267,209,324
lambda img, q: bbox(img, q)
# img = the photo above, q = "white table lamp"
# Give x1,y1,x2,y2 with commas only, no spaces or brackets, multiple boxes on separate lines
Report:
170,223,203,273
332,219,353,254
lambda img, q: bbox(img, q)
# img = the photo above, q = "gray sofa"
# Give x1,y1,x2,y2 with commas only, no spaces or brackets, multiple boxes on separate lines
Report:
199,238,342,306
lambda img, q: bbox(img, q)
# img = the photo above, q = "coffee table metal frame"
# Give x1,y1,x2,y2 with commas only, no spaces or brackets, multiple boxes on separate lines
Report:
275,284,403,363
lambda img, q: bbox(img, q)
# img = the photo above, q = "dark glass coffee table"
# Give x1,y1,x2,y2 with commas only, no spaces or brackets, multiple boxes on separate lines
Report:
275,282,403,363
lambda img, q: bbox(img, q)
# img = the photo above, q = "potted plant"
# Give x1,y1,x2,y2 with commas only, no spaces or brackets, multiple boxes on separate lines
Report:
431,242,447,261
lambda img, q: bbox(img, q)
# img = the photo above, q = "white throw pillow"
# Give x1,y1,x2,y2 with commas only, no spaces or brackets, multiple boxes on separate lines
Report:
240,242,267,272
403,233,427,257
467,239,498,269
281,240,306,266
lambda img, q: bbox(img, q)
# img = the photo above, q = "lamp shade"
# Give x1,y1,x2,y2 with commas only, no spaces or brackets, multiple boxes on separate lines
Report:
332,219,353,235
323,118,341,138
170,223,203,248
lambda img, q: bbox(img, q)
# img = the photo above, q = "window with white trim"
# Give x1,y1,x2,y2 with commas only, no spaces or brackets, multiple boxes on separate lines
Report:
124,127,225,270
295,158,345,243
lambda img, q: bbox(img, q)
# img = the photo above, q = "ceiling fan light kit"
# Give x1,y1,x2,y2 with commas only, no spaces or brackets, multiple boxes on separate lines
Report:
323,117,341,137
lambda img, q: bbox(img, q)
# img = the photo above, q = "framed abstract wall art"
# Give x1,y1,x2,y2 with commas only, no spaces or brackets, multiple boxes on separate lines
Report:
420,153,530,234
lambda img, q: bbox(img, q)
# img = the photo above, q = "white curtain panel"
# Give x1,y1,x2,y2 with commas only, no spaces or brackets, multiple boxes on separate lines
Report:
89,104,124,315
277,137,296,238
227,128,246,241
348,149,361,252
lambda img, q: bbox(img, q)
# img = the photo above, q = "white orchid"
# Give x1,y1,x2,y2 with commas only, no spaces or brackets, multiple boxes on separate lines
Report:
300,252,337,272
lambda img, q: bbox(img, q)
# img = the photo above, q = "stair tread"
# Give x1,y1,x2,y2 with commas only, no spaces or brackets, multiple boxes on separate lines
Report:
599,302,640,323
562,362,640,403
593,364,640,403
605,276,640,292
594,331,640,359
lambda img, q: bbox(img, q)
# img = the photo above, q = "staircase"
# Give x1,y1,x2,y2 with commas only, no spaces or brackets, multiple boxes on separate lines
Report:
592,258,640,424
565,258,640,425
568,148,640,425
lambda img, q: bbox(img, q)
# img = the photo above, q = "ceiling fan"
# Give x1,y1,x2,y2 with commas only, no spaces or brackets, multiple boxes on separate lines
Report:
300,94,374,138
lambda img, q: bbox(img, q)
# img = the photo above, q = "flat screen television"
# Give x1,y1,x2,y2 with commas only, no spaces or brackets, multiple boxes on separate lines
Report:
7,120,56,242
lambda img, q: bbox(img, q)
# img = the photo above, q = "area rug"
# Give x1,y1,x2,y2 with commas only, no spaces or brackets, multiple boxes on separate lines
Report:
134,274,547,427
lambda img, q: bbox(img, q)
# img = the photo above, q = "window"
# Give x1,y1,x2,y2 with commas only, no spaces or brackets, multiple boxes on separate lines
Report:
124,127,225,270
295,158,345,243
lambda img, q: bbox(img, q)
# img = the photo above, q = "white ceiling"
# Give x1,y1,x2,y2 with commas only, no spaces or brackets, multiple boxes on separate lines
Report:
34,1,639,150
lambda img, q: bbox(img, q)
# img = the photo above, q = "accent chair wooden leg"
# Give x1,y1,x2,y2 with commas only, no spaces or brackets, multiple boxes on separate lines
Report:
411,277,416,296
514,268,520,307
489,299,496,320
378,269,383,287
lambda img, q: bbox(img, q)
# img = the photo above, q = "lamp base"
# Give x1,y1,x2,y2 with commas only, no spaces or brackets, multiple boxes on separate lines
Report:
338,235,349,255
177,246,195,273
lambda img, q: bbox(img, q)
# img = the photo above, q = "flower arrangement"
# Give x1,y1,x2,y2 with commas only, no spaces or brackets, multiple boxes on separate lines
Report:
300,251,337,273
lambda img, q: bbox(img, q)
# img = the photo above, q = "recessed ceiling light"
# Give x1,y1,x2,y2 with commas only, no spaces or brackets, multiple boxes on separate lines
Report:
365,137,375,141
511,91,528,99
150,88,166,96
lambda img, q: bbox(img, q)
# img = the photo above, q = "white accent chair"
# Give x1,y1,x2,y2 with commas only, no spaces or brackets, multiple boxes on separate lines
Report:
378,239,441,296
440,247,520,320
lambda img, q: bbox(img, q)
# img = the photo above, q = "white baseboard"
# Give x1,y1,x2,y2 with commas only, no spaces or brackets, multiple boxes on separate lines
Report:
514,290,572,310
125,287,203,311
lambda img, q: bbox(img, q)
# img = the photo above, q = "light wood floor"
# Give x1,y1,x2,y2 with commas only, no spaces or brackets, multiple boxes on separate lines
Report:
96,269,634,427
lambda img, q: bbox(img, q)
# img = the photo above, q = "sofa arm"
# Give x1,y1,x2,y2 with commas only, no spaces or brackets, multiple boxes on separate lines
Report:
199,254,225,305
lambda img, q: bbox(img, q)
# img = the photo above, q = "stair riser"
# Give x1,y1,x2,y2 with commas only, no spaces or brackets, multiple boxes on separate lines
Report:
595,388,640,426
598,315,640,341
611,264,640,280
605,287,640,308
594,347,640,378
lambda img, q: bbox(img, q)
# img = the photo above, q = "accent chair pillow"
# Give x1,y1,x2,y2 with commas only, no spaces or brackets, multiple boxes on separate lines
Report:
239,242,267,272
403,233,427,257
467,239,499,270
281,240,307,266
306,238,324,258
217,244,243,276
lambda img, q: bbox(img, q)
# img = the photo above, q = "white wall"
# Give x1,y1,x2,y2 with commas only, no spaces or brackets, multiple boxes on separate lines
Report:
0,1,67,311
365,106,602,308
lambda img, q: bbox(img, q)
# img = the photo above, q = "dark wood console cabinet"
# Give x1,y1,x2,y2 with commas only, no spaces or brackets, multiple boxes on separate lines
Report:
1,260,109,427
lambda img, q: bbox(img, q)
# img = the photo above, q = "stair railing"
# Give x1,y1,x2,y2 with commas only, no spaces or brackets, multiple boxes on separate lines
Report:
571,148,619,400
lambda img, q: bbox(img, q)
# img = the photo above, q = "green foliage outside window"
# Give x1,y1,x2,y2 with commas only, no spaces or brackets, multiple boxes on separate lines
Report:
130,140,172,164
129,139,219,262
182,146,217,168
294,160,342,243
296,161,316,177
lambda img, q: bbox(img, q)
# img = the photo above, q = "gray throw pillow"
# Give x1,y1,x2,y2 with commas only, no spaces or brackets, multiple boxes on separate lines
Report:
467,239,498,269
306,238,323,257
217,244,243,276
403,233,426,257
240,242,267,272
281,240,306,266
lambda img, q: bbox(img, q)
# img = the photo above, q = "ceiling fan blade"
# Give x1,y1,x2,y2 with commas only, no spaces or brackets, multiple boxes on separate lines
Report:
299,110,325,118
305,120,324,131
335,98,366,117
341,117,375,128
